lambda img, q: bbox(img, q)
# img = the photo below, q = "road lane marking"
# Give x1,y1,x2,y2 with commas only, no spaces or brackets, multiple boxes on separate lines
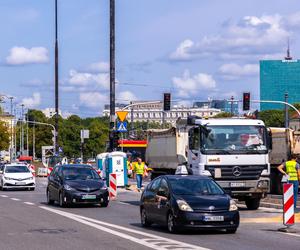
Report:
24,202,35,206
10,198,20,201
278,232,300,238
40,206,209,250
0,195,8,197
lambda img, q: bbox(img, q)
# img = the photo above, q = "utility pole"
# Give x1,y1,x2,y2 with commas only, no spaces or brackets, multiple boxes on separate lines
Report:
26,111,29,156
109,0,116,151
21,104,24,156
9,97,13,161
284,92,289,128
33,122,36,161
54,0,59,155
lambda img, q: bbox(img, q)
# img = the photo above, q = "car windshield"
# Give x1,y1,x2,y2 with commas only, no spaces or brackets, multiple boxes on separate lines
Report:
201,125,267,154
5,165,30,173
169,178,224,195
63,168,100,181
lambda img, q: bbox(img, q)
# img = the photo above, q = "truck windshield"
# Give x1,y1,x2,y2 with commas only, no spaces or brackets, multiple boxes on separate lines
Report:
200,125,267,154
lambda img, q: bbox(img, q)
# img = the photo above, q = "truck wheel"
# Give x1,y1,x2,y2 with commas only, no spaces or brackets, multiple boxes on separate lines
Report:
245,198,260,210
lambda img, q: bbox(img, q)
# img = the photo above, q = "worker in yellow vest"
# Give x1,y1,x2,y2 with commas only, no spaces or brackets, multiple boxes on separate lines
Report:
278,154,300,209
133,157,148,192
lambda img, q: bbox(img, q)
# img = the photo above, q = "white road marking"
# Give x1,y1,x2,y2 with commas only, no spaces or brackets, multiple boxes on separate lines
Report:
278,232,300,238
10,198,20,201
24,202,35,206
0,195,8,197
118,201,131,206
40,206,209,250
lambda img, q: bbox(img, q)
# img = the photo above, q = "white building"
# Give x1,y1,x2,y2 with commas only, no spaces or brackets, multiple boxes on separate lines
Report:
43,108,62,118
102,101,221,124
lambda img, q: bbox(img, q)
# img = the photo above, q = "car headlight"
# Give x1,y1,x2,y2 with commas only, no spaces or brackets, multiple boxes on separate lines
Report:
176,199,193,212
64,184,74,191
100,184,108,190
229,199,238,211
4,176,11,180
27,177,34,180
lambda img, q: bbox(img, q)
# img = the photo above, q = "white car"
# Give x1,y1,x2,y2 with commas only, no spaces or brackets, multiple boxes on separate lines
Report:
0,164,35,191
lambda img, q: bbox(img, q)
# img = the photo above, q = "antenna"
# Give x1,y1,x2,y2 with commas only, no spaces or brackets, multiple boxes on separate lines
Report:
285,38,292,60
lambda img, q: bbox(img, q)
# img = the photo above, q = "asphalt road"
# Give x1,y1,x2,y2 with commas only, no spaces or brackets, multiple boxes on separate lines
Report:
1,178,300,250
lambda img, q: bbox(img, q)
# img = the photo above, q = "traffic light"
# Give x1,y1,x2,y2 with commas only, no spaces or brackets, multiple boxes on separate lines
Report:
109,131,119,150
163,93,171,111
243,92,250,111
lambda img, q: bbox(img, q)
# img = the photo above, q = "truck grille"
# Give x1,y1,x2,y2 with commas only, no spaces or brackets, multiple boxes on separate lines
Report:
205,165,267,180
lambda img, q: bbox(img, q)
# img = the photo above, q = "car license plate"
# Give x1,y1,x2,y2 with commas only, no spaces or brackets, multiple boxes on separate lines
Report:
82,194,96,200
230,182,245,187
203,216,224,222
15,182,26,185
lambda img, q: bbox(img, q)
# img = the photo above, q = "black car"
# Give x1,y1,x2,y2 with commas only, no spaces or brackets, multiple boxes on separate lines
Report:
140,175,239,233
47,164,109,207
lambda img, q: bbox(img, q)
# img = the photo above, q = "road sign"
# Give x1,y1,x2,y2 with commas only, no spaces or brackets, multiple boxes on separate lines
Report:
116,111,128,122
117,121,127,132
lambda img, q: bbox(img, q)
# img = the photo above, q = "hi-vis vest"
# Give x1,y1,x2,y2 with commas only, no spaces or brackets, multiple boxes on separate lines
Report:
133,162,145,175
286,160,298,181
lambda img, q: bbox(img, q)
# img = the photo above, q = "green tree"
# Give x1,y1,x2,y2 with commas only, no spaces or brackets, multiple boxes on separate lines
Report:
213,112,233,118
258,110,284,127
0,121,9,151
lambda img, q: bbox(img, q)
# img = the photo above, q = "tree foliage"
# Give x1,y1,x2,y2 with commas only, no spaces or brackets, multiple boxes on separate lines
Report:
213,112,233,118
258,110,284,127
0,121,10,151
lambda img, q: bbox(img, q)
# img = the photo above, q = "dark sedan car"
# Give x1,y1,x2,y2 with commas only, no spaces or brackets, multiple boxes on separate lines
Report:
140,175,239,233
47,164,109,207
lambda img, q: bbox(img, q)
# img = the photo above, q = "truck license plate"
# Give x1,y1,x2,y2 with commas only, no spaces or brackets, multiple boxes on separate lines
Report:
203,216,224,222
230,182,245,187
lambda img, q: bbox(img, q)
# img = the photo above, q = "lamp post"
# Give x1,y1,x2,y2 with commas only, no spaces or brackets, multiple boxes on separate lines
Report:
54,0,59,155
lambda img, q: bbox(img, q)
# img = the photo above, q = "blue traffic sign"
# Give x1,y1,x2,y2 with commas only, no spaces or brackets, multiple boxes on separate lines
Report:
117,121,128,132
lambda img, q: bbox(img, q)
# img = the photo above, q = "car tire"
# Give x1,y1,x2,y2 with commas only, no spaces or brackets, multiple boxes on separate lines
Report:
100,199,109,207
226,228,237,234
47,189,54,205
59,192,66,207
167,212,178,233
245,198,260,210
141,208,152,227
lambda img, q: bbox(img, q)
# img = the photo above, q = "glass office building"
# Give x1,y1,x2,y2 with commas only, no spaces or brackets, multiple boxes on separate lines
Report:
193,100,239,114
260,60,300,110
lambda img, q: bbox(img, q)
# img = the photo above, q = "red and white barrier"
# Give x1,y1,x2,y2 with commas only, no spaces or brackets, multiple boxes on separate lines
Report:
47,167,53,177
283,183,294,226
109,173,117,200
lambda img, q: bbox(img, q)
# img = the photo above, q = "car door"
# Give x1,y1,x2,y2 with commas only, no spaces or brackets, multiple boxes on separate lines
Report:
155,178,171,224
143,177,161,222
50,167,61,201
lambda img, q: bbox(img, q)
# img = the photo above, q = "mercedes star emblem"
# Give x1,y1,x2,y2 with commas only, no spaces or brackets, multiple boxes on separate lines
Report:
232,166,241,177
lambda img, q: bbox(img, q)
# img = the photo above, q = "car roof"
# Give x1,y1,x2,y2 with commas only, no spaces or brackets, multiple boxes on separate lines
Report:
162,175,211,181
4,163,28,167
59,164,93,169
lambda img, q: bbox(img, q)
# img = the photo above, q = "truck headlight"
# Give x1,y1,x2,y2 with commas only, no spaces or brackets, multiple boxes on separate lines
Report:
229,199,238,211
176,199,193,212
257,180,269,188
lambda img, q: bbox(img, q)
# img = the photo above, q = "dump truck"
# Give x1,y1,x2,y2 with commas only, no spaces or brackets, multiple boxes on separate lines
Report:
146,116,272,209
268,127,300,194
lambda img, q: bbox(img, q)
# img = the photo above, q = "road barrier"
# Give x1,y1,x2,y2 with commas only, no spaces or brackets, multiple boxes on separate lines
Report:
283,183,294,226
109,173,117,200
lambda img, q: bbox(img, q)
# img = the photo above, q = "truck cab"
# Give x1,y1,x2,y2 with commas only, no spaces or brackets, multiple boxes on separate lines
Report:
186,117,271,209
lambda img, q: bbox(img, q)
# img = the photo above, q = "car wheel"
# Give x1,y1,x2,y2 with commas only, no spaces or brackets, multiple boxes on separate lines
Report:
141,208,152,227
59,192,66,207
100,199,109,207
245,198,260,210
47,189,54,205
226,228,237,234
167,212,178,233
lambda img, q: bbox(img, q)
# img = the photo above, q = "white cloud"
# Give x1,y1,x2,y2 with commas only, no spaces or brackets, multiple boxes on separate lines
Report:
169,13,291,61
219,63,259,80
79,92,108,108
86,62,109,73
6,47,49,65
172,70,216,98
21,93,41,108
69,70,109,89
117,91,138,102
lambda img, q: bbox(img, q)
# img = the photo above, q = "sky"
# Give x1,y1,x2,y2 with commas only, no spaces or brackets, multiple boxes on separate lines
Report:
0,0,300,118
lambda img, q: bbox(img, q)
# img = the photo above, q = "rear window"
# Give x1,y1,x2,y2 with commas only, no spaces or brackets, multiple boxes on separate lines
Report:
5,165,30,173
169,178,224,195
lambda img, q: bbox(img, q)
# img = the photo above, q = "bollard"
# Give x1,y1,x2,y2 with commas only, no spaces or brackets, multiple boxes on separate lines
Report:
278,183,296,233
109,173,117,200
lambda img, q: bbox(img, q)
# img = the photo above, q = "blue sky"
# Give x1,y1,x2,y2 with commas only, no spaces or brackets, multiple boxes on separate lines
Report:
0,0,300,117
